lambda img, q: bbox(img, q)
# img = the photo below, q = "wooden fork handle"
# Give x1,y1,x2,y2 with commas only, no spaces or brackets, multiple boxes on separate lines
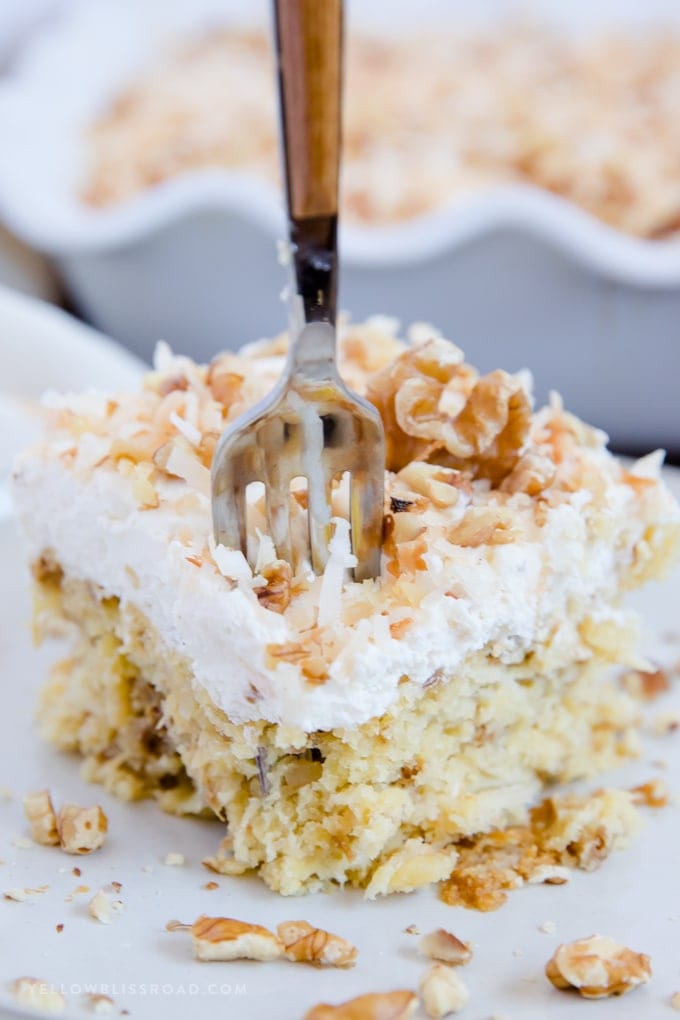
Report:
274,0,342,222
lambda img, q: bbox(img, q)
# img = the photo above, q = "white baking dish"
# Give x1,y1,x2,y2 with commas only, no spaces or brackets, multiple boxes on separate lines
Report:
0,0,679,453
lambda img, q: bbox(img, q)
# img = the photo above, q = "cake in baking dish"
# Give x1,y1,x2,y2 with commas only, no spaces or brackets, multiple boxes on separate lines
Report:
12,318,680,895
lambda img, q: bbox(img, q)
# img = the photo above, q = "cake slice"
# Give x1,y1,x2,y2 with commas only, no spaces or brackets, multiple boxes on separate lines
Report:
12,319,680,895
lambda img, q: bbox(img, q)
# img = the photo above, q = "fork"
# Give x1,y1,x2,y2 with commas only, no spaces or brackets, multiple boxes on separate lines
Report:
211,0,385,582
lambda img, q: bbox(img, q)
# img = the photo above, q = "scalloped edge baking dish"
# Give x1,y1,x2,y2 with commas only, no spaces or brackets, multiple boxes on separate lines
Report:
0,0,679,453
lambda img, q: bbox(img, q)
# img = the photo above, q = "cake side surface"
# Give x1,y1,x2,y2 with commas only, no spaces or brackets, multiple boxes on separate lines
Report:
34,561,642,895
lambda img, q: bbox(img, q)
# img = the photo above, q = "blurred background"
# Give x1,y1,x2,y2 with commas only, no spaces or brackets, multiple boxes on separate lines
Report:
0,0,679,459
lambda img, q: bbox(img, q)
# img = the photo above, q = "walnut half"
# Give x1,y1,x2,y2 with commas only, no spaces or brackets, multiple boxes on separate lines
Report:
276,920,358,968
168,916,283,962
545,934,652,998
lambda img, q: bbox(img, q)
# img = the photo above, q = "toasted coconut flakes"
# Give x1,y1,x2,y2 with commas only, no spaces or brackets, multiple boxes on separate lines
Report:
317,518,357,627
169,410,202,446
671,991,680,1010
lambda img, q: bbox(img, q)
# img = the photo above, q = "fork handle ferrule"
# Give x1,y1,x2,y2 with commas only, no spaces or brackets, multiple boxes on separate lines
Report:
274,0,342,326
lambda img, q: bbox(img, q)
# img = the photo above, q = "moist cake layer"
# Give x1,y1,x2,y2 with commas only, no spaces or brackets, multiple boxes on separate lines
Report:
35,562,641,895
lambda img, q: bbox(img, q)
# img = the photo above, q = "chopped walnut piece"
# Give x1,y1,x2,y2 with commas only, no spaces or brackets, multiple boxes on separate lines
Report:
206,358,245,408
88,889,124,924
4,886,47,902
366,338,530,483
630,778,670,808
84,994,115,1014
22,790,59,846
303,990,419,1020
545,934,651,998
276,921,358,968
56,803,108,855
500,447,556,495
171,916,283,962
10,978,66,1014
419,929,472,966
446,505,516,547
419,964,469,1017
255,559,292,613
621,666,671,701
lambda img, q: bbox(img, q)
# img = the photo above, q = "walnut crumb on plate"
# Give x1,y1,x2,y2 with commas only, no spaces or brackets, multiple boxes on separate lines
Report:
168,916,282,962
303,990,418,1019
57,803,107,855
84,993,115,1013
89,888,124,924
22,790,59,846
10,977,66,1014
545,934,652,998
418,928,473,965
419,964,469,1017
276,920,358,967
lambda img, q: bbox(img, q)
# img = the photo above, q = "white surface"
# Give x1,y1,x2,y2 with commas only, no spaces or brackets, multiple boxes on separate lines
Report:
0,477,679,1019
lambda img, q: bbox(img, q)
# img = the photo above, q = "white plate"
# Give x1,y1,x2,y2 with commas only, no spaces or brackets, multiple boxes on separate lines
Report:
0,284,145,521
0,474,679,1019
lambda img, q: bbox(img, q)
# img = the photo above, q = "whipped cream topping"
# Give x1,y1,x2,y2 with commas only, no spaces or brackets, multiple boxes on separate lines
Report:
12,320,680,731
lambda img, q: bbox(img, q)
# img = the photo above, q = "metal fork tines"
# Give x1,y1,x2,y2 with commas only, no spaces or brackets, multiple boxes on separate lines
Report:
211,320,384,582
211,0,385,581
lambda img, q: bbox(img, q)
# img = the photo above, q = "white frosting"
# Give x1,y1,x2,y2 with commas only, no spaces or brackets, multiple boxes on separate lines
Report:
12,443,675,732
